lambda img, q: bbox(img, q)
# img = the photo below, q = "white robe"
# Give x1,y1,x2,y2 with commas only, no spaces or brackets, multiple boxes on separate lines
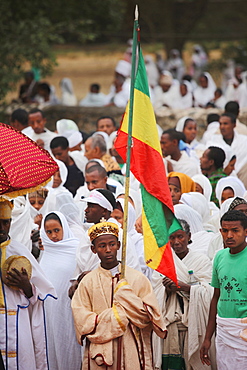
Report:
207,131,247,173
167,151,201,177
28,128,57,152
152,250,216,370
39,212,82,370
1,240,56,370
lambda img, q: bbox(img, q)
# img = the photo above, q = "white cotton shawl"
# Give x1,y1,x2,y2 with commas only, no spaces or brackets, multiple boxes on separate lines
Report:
180,192,216,232
27,193,50,222
9,196,34,250
174,203,215,254
39,211,81,370
174,204,204,234
117,198,152,279
46,159,68,189
194,72,216,107
215,176,246,206
152,249,214,370
191,174,212,202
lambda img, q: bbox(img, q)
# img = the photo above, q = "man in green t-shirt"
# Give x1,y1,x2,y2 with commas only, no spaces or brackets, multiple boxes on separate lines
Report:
200,210,247,369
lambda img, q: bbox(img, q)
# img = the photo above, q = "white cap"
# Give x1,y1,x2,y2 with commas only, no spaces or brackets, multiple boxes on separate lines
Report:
56,119,79,138
68,131,82,148
115,60,131,78
81,189,113,212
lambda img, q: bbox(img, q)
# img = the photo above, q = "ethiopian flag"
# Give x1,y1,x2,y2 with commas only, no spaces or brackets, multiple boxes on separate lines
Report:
115,49,181,283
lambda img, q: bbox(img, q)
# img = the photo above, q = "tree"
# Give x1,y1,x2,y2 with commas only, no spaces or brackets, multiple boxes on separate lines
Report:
122,0,209,54
0,0,125,101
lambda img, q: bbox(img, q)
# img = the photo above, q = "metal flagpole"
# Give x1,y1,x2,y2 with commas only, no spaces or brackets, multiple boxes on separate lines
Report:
121,5,139,279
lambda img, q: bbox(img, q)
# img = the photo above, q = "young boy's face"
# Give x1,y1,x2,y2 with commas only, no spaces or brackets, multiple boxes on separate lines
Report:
91,234,120,269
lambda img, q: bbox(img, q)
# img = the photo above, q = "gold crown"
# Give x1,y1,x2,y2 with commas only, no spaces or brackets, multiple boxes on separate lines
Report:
0,198,14,219
88,222,119,242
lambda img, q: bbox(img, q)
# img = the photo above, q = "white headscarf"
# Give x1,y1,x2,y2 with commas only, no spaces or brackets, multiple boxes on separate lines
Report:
68,132,83,148
215,177,246,206
180,192,215,232
40,211,79,249
194,72,216,107
176,116,194,132
192,174,212,202
220,197,235,218
39,211,81,370
60,78,74,95
56,119,79,138
9,196,34,250
174,204,204,234
117,198,152,279
46,159,68,189
27,190,50,221
174,204,214,255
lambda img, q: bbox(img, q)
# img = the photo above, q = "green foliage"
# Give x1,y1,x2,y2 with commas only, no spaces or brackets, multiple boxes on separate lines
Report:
0,0,125,101
0,1,59,101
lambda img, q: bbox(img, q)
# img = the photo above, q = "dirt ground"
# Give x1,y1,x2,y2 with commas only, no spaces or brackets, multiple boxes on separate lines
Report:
7,45,222,103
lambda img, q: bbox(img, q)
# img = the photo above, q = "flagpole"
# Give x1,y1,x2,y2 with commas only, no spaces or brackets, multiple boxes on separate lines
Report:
121,5,139,279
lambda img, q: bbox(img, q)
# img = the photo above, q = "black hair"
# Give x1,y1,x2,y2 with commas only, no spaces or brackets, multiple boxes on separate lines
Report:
85,164,107,178
215,87,223,95
200,73,208,81
50,136,69,150
207,113,219,125
24,71,34,79
96,116,116,128
11,108,28,126
37,82,51,94
162,128,186,143
96,189,116,209
91,83,100,91
208,146,226,169
29,108,45,118
220,210,247,229
44,212,62,226
184,118,195,128
224,101,240,117
182,74,192,82
220,112,236,124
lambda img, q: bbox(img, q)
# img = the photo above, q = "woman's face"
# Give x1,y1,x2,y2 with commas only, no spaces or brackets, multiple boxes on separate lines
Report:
29,195,45,210
221,187,234,204
45,219,63,242
224,157,236,176
52,171,62,188
168,177,181,205
195,182,204,194
111,209,123,227
199,76,208,88
169,230,190,259
183,120,197,144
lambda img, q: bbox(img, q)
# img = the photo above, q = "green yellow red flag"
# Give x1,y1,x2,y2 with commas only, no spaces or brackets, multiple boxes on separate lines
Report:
115,48,181,283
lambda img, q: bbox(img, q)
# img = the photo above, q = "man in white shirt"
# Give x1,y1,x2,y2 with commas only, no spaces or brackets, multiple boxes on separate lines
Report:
161,129,201,177
28,108,57,152
207,113,247,175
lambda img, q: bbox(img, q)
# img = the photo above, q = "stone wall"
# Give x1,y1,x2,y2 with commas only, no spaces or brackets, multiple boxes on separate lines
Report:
1,103,247,138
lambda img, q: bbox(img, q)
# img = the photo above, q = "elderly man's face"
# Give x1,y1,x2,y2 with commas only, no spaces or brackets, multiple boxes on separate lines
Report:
84,138,98,160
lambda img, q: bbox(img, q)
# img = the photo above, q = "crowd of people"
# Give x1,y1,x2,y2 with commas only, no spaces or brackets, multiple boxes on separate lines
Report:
1,43,247,370
17,43,247,111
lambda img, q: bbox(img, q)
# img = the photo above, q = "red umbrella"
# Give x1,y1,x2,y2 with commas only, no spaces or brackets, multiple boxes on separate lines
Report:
0,122,59,198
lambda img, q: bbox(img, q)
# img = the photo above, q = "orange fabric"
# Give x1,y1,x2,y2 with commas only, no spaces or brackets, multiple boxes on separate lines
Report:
167,172,196,194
